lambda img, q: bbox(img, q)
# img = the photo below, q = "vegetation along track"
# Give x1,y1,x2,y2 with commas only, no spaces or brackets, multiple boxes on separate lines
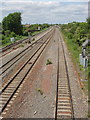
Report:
55,29,74,119
0,27,50,54
0,28,53,81
0,28,55,114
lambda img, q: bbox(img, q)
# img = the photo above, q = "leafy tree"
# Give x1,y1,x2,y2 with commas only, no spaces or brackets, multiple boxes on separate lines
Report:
67,33,73,39
61,21,88,46
5,30,11,37
10,32,16,37
87,17,90,33
2,12,23,35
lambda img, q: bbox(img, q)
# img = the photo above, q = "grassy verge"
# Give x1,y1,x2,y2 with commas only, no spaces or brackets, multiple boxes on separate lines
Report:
61,32,81,67
31,27,48,36
1,27,49,48
61,31,88,91
61,30,90,117
0,36,28,48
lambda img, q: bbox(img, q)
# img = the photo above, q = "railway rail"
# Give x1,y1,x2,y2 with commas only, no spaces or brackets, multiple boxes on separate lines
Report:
0,28,55,114
0,28,53,82
0,27,51,54
55,29,74,119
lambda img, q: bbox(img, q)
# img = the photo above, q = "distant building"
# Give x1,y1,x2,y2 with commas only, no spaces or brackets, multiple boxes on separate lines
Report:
24,24,31,28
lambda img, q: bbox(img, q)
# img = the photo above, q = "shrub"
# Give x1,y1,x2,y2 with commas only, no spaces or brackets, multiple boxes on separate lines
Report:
23,30,28,36
46,59,52,65
2,35,5,40
67,33,73,39
32,38,35,41
19,44,24,47
10,32,16,37
36,88,43,95
5,30,11,37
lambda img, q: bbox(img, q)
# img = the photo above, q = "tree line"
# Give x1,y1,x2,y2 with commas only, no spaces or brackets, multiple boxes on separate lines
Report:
1,12,50,47
61,18,90,46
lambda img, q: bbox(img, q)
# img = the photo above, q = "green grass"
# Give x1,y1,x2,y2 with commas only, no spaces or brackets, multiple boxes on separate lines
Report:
31,28,48,36
0,36,28,48
88,101,90,118
62,33,81,65
61,31,88,91
0,27,48,48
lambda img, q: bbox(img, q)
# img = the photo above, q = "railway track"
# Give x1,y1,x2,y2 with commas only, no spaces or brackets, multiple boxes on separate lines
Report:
0,27,51,54
0,28,53,82
0,28,55,114
55,29,74,119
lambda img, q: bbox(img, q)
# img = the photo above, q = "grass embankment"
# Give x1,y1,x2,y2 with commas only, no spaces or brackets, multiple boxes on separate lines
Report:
62,34,81,65
1,27,48,48
0,35,27,47
61,31,88,92
61,27,90,117
31,27,48,36
60,21,89,92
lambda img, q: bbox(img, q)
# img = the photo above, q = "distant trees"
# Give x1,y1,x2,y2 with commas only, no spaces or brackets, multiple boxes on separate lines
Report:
2,12,23,35
87,17,90,38
23,23,50,36
61,21,88,46
87,17,90,30
1,12,51,47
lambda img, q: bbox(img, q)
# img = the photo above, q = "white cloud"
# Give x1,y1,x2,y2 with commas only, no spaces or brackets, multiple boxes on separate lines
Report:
2,0,90,2
0,0,88,24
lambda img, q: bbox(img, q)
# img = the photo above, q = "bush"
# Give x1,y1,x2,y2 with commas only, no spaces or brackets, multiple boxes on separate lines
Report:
2,35,5,40
32,38,35,41
36,88,43,95
19,44,24,47
23,30,28,36
2,37,11,45
5,30,11,37
67,33,73,39
87,33,90,39
10,32,16,37
46,59,52,65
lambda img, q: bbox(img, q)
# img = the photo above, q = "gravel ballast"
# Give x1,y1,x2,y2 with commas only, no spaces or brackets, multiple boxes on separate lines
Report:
2,28,88,118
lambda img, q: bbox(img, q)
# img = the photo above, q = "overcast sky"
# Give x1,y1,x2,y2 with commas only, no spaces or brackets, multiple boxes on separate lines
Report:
0,0,89,24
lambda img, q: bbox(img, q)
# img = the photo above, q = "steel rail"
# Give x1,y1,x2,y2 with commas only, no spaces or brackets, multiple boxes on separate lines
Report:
55,29,74,119
0,29,55,113
0,29,53,81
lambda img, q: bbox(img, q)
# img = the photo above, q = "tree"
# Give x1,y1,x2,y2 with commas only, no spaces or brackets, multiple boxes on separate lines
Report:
2,12,23,35
5,30,11,37
87,17,90,32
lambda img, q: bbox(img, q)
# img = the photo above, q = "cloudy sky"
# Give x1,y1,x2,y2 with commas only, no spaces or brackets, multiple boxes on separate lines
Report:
0,0,89,24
